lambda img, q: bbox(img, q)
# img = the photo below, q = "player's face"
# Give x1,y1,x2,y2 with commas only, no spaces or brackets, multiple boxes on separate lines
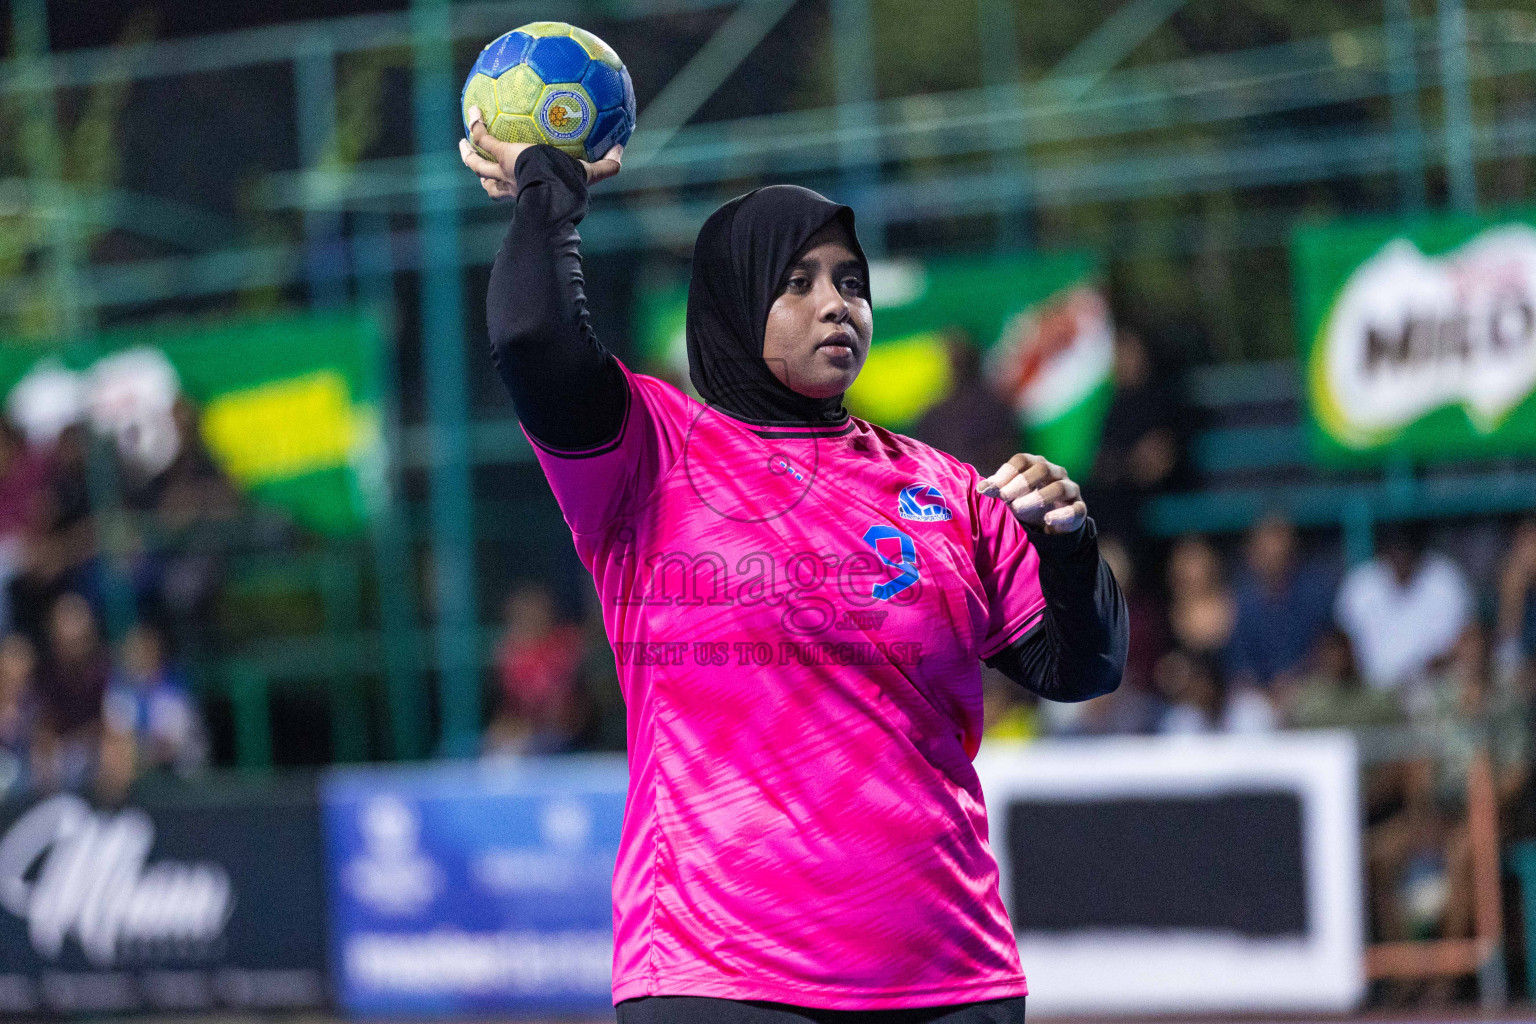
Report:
762,230,872,400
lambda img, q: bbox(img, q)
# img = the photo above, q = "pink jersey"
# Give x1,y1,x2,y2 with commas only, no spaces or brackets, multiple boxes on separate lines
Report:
526,358,1045,1008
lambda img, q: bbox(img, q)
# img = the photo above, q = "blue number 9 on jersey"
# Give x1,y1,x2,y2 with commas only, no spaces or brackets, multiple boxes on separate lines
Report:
462,21,637,163
863,525,921,602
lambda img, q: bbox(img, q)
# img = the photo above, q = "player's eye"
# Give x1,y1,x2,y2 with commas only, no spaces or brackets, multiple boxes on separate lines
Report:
841,276,866,295
787,275,811,292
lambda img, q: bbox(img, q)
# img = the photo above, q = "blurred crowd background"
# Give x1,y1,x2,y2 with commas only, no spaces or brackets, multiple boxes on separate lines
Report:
2,334,1535,988
4,0,1536,1011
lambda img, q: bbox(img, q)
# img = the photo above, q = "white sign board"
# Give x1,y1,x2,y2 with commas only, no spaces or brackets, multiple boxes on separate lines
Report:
976,732,1364,1015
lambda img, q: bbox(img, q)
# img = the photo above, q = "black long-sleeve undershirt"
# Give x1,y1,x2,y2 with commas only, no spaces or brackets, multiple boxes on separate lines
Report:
487,145,627,451
987,517,1128,702
485,145,1127,703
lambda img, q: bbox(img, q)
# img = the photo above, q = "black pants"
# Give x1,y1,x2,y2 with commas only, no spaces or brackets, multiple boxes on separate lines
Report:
617,996,1026,1024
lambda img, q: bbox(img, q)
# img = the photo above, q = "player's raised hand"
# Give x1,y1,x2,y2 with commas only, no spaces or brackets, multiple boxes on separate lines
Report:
583,142,624,186
980,453,1088,535
459,105,623,201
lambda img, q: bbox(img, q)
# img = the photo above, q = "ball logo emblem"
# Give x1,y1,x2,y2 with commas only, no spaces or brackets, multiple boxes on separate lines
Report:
537,89,592,142
898,483,952,522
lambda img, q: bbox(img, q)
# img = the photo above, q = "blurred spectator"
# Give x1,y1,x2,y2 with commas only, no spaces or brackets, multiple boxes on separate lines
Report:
1166,536,1235,658
0,420,50,534
1045,677,1161,737
10,423,97,644
485,584,587,756
910,329,1020,476
30,592,109,791
1286,629,1403,731
1084,330,1181,544
1226,515,1334,693
1335,524,1471,709
0,420,48,635
100,622,206,793
0,633,36,796
1154,648,1275,734
1099,534,1167,694
1496,517,1536,683
156,399,239,523
983,668,1040,742
575,591,627,752
1418,625,1528,810
1368,624,1528,953
144,398,241,648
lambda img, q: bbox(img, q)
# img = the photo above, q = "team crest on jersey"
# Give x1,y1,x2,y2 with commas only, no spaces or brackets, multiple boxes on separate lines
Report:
898,483,952,522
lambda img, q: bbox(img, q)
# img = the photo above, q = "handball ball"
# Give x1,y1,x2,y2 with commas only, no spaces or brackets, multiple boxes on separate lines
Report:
462,21,636,163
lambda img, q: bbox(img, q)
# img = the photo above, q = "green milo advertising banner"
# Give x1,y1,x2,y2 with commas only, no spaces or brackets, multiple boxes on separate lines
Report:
636,251,1113,476
0,313,383,535
1294,211,1536,464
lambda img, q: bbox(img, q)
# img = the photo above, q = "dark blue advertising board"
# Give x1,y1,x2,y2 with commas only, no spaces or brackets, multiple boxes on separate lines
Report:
321,757,626,1016
0,782,327,1015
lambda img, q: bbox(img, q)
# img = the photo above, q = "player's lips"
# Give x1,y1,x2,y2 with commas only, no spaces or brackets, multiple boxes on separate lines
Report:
815,331,860,358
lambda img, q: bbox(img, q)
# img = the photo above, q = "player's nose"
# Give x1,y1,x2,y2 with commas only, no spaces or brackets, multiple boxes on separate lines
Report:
815,278,851,323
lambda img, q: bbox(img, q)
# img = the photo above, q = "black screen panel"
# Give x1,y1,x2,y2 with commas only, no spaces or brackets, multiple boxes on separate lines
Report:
1005,790,1308,937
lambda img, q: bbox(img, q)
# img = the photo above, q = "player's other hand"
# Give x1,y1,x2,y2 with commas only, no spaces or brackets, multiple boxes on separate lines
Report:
980,453,1088,535
458,105,623,201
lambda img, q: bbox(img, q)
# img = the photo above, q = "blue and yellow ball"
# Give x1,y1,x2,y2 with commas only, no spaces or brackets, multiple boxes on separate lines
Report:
462,22,636,163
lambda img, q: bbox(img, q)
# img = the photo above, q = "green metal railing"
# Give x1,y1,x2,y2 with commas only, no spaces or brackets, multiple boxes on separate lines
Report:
1144,361,1536,566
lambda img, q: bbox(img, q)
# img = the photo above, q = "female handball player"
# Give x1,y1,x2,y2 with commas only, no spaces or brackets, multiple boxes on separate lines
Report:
460,112,1128,1024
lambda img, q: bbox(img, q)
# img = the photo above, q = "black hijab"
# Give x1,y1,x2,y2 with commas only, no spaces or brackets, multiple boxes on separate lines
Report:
686,185,869,427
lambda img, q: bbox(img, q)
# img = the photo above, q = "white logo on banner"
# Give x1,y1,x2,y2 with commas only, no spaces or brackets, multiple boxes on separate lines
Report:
0,794,233,966
540,798,591,851
344,795,441,917
473,798,597,895
1317,225,1536,445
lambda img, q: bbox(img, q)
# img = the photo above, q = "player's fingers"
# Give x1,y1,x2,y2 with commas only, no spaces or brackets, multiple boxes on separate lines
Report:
466,105,488,136
459,139,506,180
1043,500,1087,534
1032,482,1081,512
466,115,504,160
582,154,622,185
1021,457,1062,490
996,473,1037,505
467,108,517,166
1031,480,1066,508
1008,491,1046,524
981,453,1031,495
1034,477,1080,508
978,468,1013,498
1005,453,1037,476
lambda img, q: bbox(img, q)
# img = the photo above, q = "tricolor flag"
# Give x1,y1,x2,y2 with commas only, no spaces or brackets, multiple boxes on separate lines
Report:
986,286,1115,478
